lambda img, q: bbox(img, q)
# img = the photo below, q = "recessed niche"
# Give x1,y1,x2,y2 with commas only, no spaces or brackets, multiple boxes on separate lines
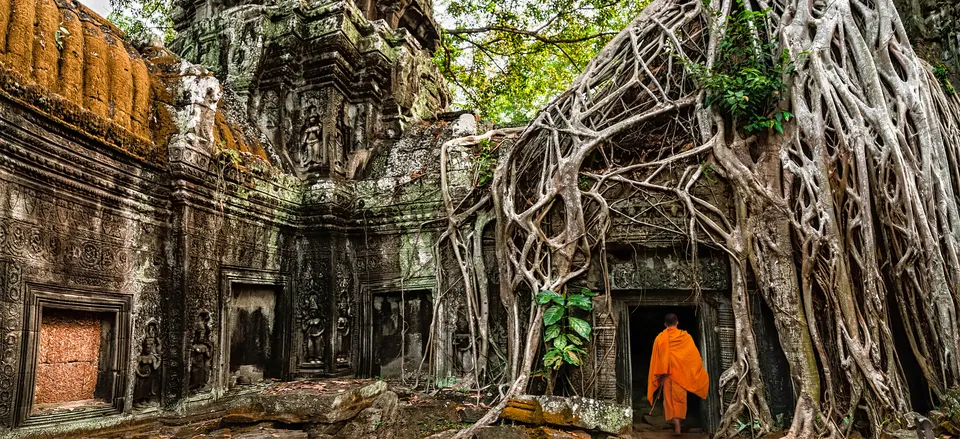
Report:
17,286,131,428
227,284,282,386
33,309,110,412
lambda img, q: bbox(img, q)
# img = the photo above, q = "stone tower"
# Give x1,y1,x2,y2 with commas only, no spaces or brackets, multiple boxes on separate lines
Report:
170,0,449,180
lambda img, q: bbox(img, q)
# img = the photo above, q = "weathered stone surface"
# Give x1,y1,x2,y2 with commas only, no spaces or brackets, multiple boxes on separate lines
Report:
235,380,388,424
335,390,399,439
501,395,633,435
474,425,531,439
456,405,487,423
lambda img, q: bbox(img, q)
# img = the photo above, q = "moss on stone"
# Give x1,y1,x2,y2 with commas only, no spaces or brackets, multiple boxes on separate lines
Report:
0,61,166,165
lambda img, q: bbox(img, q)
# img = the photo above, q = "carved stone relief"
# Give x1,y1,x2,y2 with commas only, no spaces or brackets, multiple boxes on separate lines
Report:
134,320,162,408
189,311,213,392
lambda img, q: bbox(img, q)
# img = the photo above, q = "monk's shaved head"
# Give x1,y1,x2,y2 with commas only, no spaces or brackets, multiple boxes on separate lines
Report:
664,313,678,327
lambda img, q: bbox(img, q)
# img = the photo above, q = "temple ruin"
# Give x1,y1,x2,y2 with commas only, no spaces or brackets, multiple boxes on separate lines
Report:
0,0,954,436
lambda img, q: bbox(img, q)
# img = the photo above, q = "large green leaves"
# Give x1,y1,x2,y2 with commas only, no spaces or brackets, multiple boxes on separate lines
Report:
568,316,592,339
436,0,650,123
536,289,565,305
539,288,597,370
543,305,565,326
566,293,592,310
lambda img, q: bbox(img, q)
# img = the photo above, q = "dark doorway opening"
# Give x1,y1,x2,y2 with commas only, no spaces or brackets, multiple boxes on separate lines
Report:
630,305,702,430
371,290,432,378
228,284,283,386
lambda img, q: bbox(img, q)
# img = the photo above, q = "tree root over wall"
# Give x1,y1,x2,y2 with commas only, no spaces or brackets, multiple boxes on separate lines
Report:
437,0,960,436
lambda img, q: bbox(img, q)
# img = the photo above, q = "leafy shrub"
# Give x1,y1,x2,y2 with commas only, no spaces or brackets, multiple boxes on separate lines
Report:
537,288,598,369
934,63,957,95
473,138,498,188
686,2,794,134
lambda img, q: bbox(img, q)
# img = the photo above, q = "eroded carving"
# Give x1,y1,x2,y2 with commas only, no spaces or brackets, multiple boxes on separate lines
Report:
189,311,213,391
134,320,162,408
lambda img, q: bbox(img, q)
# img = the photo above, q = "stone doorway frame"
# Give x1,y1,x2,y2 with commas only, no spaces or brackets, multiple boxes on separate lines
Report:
610,290,724,434
16,283,132,427
358,278,437,378
217,266,292,391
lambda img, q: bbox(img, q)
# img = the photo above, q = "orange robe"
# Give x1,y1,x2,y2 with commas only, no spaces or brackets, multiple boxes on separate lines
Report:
647,327,709,421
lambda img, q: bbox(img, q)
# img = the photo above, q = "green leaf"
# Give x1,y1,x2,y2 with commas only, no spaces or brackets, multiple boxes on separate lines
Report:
580,288,598,297
566,333,584,345
543,348,562,368
544,325,561,342
554,334,567,350
543,305,564,326
569,316,592,339
563,349,582,366
566,294,592,311
536,290,561,305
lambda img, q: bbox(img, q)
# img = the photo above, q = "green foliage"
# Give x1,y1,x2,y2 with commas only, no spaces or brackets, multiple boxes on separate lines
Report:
436,0,649,123
934,63,957,95
537,288,597,370
686,2,794,134
54,23,69,51
107,0,175,44
473,138,499,187
734,417,762,434
941,386,960,434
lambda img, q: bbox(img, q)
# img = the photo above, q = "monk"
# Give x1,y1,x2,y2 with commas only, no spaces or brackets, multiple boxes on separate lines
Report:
648,313,709,435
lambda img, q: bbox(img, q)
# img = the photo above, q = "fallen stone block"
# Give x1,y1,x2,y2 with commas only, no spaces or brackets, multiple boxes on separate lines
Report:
499,394,632,435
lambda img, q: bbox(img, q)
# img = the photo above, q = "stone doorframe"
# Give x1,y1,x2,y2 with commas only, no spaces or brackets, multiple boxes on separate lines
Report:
607,290,725,434
16,283,132,427
357,277,437,378
217,266,292,391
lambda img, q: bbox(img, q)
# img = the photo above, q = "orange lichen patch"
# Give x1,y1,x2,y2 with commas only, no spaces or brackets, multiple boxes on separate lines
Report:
0,0,199,165
0,61,166,164
33,0,60,89
106,34,132,129
213,110,271,163
130,58,150,138
7,0,36,68
82,20,109,119
0,0,8,59
58,8,84,103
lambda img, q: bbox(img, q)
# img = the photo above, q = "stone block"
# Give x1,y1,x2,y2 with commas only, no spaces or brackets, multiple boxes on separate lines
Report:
500,395,632,435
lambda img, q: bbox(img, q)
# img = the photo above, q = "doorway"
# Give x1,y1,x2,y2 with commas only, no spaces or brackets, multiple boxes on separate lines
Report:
371,290,432,378
227,284,283,386
629,305,703,431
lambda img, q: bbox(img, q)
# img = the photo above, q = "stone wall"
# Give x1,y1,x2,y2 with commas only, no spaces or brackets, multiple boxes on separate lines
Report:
895,0,960,83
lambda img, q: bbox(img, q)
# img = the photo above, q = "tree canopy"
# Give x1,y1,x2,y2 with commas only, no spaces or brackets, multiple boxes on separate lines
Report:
435,0,647,123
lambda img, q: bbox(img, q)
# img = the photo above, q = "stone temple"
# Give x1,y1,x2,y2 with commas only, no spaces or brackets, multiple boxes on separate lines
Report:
0,0,903,436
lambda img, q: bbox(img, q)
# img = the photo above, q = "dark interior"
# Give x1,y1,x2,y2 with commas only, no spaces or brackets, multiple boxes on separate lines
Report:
630,305,701,428
229,284,283,382
371,290,432,377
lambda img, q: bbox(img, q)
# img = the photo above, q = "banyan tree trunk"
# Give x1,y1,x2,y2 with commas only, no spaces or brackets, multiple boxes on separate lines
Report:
466,0,960,436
